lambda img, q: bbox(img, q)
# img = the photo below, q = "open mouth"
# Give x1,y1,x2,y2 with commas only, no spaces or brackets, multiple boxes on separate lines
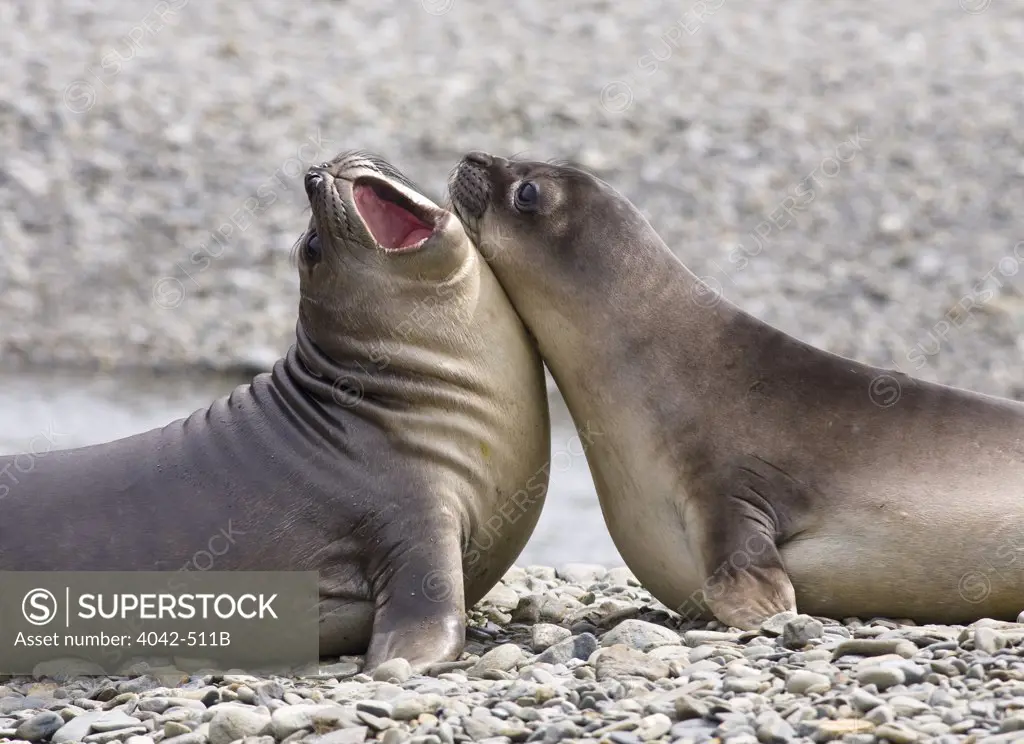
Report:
353,177,440,252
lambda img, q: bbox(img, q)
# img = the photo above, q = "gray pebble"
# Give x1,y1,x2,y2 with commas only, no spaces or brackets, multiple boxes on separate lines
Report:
834,639,918,659
781,615,824,649
371,659,413,684
530,624,572,652
855,666,906,690
600,620,681,651
207,706,271,744
785,671,831,695
535,633,599,665
14,712,64,743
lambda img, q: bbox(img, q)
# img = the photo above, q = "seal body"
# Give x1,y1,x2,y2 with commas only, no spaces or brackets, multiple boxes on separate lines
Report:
448,151,1024,629
0,151,551,671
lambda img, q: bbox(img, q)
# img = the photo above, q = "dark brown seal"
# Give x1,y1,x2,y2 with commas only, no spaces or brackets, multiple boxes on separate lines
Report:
0,151,552,672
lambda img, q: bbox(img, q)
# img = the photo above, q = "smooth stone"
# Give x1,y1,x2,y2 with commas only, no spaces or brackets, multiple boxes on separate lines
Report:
469,644,523,676
308,727,369,744
887,696,931,716
785,670,831,695
833,639,917,659
15,712,65,743
851,688,885,712
594,645,670,681
600,620,682,651
605,567,639,586
208,706,272,744
973,627,1006,654
83,727,149,743
759,611,799,636
855,666,906,690
535,633,599,665
557,563,608,584
319,663,361,678
53,710,144,744
481,583,520,612
872,723,920,743
530,624,572,652
781,615,824,649
391,694,446,721
813,719,875,739
682,630,742,646
865,706,896,726
372,659,413,684
270,704,354,740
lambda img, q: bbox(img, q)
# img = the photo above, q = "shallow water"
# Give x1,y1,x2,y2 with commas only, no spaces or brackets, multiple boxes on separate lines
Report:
0,369,624,567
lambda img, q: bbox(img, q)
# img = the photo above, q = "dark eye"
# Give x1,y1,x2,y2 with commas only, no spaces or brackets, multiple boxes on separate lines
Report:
304,232,322,263
514,181,540,212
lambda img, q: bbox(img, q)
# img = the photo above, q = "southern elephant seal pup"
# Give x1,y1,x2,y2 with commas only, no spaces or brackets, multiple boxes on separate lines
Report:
448,150,1024,629
0,151,552,672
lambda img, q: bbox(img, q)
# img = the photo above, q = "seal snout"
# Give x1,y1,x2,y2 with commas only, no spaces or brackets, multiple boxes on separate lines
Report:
304,168,326,199
464,151,493,167
450,155,493,221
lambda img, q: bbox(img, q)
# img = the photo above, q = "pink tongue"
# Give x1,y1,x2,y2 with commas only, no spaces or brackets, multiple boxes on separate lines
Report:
354,184,433,250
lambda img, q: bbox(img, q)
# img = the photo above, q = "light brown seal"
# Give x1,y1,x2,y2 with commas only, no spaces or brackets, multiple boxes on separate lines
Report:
0,151,552,673
447,150,1024,630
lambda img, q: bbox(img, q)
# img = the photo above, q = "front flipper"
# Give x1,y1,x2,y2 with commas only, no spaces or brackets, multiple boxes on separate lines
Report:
363,525,466,674
692,455,805,630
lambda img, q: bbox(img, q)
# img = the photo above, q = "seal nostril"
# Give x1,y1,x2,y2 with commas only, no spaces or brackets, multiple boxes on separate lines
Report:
304,170,324,199
464,151,492,167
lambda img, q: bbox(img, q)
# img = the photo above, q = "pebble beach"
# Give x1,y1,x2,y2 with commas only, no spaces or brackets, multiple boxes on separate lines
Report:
4,0,1024,742
1,566,1023,744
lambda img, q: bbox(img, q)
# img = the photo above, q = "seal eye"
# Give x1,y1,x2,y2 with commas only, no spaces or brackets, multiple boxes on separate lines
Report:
514,181,540,212
304,232,322,264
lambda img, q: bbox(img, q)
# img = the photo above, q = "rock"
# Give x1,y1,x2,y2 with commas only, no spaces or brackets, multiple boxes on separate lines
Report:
594,645,670,681
530,623,572,652
53,711,144,744
855,665,906,690
785,670,831,695
15,712,65,743
872,723,920,743
600,619,681,651
973,627,1006,654
682,630,742,645
759,611,799,636
480,583,520,611
605,567,639,586
850,688,884,712
270,704,355,740
535,632,599,665
635,713,672,740
469,643,522,676
371,658,413,683
781,615,824,648
308,727,369,744
391,694,445,721
814,719,875,739
556,563,608,584
208,706,272,744
833,638,918,659
666,694,708,721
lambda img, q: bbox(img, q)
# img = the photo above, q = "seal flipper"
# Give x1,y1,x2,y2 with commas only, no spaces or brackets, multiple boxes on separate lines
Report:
691,455,804,630
363,527,466,674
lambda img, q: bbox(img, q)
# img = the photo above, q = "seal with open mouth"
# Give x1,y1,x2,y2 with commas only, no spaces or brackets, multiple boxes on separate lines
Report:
448,150,1024,629
0,151,552,673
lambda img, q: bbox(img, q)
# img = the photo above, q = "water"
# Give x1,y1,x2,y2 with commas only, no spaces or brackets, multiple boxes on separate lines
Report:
0,369,624,567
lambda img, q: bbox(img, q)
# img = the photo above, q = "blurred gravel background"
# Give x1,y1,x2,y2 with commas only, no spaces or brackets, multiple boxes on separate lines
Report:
2,0,1024,401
